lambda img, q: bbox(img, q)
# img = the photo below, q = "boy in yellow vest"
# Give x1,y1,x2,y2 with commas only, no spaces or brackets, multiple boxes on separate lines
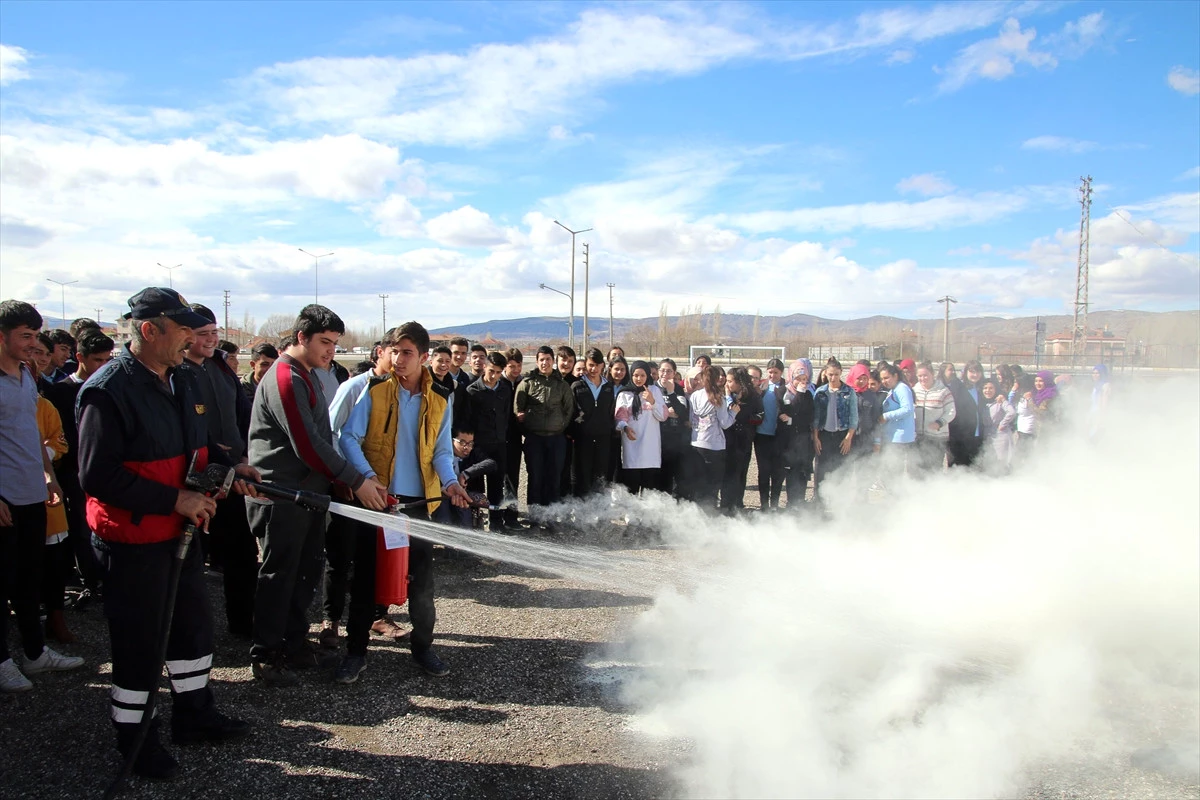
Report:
336,322,470,683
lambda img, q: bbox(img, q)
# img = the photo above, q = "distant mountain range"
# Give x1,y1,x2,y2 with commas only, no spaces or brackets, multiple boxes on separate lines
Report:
431,309,1198,347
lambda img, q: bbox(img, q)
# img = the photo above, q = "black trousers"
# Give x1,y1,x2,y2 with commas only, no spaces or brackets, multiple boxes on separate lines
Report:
784,436,814,507
247,500,327,664
504,431,522,523
691,447,725,510
473,441,508,528
621,467,658,496
524,433,566,507
0,500,47,662
209,492,258,635
323,511,356,624
814,430,850,495
947,435,983,468
93,535,216,740
657,436,689,497
41,540,69,613
58,469,101,592
754,433,785,510
721,444,753,513
605,433,622,484
346,500,436,657
559,437,574,498
572,435,610,498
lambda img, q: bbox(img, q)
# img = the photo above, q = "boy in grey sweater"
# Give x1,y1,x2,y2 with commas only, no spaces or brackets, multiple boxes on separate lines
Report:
246,305,387,686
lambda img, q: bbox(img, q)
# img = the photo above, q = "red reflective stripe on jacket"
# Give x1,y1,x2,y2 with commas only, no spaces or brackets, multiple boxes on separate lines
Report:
275,359,335,480
87,449,207,543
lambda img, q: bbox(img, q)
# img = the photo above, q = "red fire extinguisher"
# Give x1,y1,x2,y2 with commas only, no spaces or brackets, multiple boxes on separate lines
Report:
375,501,410,606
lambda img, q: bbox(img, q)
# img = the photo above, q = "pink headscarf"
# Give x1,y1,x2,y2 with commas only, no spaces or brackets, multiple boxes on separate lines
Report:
846,363,871,394
789,358,814,394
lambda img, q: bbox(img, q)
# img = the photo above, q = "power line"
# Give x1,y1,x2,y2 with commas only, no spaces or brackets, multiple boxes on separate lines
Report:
1105,203,1200,266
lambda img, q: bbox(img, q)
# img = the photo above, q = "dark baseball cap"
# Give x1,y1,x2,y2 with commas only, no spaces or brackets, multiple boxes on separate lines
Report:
123,287,212,329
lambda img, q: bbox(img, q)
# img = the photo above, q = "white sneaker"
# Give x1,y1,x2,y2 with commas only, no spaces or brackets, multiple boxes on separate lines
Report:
22,646,85,674
0,658,33,692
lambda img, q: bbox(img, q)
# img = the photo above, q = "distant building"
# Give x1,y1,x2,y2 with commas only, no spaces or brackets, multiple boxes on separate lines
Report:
1043,327,1126,358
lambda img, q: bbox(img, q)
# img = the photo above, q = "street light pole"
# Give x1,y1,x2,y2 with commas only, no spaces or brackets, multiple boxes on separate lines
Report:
538,283,572,343
379,294,389,333
46,278,78,325
581,243,590,353
157,263,182,289
553,220,592,353
606,282,616,350
299,248,334,304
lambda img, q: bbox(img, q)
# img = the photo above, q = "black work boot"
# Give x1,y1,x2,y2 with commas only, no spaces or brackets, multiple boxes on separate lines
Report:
172,707,252,746
116,720,180,781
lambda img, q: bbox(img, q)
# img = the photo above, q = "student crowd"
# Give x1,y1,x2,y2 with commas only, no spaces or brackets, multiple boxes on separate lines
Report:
0,290,1114,782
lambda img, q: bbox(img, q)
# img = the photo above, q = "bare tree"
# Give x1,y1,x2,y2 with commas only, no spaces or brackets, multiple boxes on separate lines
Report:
258,313,294,339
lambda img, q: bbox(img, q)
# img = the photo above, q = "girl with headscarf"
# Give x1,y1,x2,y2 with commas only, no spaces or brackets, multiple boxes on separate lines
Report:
847,363,881,456
1033,370,1058,426
782,359,816,506
614,361,667,496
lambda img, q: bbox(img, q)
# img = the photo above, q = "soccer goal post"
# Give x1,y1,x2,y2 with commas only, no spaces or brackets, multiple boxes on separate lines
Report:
689,344,786,366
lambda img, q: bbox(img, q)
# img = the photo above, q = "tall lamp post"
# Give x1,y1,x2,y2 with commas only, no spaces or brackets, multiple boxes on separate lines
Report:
157,263,182,289
606,282,616,350
46,278,78,326
552,220,592,352
538,283,572,343
299,248,334,304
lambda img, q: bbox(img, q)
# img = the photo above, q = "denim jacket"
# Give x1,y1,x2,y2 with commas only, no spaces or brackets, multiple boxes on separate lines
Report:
812,383,859,433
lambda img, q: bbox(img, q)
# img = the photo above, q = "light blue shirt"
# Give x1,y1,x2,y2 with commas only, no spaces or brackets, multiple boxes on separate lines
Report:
328,371,374,445
585,377,603,403
339,382,458,497
760,383,780,436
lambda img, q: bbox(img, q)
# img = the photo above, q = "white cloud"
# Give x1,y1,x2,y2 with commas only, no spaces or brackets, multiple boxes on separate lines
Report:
0,44,30,85
425,205,509,247
887,49,915,65
896,173,955,196
1021,135,1098,154
248,3,1022,145
710,187,1069,235
372,194,423,237
937,18,1055,93
937,13,1104,94
1167,66,1200,96
1177,167,1200,181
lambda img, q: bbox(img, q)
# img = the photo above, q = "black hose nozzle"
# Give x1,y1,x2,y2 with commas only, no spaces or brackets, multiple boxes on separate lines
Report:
187,464,330,513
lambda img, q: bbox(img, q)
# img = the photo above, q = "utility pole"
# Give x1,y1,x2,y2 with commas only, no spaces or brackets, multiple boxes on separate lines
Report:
1071,175,1093,367
606,282,616,350
581,243,590,353
379,294,389,333
937,296,957,362
46,278,78,326
94,308,103,324
553,220,593,352
157,263,182,289
299,248,334,304
222,290,231,341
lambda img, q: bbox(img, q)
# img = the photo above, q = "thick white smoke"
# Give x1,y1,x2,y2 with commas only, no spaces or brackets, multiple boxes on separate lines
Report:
620,379,1200,798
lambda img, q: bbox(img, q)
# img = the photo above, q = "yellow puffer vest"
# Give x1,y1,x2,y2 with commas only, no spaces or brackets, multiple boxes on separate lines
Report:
360,369,447,514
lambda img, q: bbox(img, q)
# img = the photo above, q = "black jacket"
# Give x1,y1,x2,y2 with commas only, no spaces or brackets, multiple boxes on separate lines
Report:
725,391,764,452
568,378,616,440
465,377,512,445
948,379,988,442
44,378,84,474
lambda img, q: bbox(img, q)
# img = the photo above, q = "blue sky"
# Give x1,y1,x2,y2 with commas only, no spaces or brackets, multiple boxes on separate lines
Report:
1,1,1197,333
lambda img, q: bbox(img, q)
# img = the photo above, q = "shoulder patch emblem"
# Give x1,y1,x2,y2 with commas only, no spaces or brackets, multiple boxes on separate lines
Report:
195,404,207,415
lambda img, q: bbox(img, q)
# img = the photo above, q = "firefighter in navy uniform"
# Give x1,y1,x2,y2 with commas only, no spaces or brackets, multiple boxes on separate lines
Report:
77,288,257,781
